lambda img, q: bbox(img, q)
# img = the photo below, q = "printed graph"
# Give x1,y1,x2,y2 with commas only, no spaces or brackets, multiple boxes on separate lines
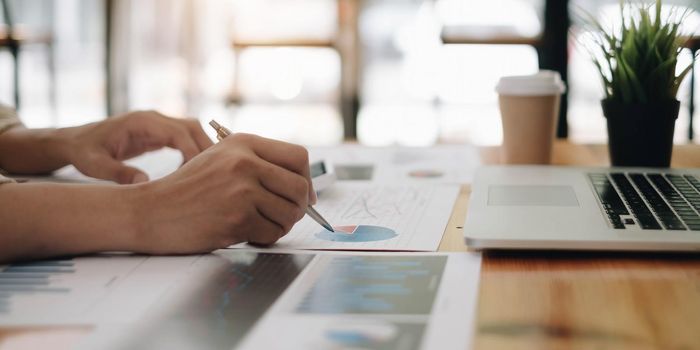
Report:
263,183,460,251
315,225,397,243
122,253,314,350
340,187,423,220
296,255,447,315
0,259,75,315
0,255,203,326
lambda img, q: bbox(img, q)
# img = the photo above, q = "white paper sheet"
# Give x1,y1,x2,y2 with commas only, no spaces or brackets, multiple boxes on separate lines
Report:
234,183,460,251
238,251,483,350
309,145,481,184
0,254,200,326
0,250,481,350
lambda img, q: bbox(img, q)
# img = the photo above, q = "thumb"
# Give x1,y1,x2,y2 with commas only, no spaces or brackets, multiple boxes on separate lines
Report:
79,154,150,184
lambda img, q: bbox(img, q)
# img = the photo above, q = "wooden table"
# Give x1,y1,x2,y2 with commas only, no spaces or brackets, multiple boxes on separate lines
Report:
2,142,700,350
439,142,700,350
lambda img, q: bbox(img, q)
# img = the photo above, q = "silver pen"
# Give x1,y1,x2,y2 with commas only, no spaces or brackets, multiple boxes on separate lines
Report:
208,120,334,232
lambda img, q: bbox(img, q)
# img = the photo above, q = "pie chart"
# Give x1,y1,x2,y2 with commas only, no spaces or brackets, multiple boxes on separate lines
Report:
315,225,397,243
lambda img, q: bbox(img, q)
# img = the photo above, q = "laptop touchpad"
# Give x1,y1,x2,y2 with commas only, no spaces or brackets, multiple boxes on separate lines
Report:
488,185,579,207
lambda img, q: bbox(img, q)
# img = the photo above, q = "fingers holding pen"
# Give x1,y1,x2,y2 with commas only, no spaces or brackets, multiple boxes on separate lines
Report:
219,164,304,245
257,162,311,209
217,145,309,226
245,211,287,246
185,127,328,248
134,127,325,254
254,188,306,234
222,134,317,205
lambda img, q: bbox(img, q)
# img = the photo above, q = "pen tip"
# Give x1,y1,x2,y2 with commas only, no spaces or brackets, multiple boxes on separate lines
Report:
327,226,335,232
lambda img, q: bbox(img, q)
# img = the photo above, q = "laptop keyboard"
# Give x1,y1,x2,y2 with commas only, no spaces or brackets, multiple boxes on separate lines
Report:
589,173,700,231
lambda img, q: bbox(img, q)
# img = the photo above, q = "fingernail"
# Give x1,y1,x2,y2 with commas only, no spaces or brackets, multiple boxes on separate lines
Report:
310,189,318,205
132,173,149,184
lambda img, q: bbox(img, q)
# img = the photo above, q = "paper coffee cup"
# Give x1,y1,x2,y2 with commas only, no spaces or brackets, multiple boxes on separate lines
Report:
496,71,566,164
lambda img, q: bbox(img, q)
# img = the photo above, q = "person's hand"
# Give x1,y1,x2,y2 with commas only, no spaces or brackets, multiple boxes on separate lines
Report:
127,133,315,254
61,111,213,184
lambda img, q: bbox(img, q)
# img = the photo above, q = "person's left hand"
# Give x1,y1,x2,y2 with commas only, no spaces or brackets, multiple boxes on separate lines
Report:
62,111,213,184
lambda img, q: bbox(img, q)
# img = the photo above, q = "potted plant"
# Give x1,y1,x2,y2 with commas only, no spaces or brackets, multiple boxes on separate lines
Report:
583,0,697,167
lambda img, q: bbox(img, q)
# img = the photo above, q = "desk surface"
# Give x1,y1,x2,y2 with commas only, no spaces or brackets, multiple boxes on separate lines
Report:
440,142,700,350
2,142,700,350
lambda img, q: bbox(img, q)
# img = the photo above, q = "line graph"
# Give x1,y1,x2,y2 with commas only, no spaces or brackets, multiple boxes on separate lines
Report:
340,187,424,220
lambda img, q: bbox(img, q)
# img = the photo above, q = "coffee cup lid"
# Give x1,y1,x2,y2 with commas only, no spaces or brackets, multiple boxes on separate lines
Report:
496,70,566,96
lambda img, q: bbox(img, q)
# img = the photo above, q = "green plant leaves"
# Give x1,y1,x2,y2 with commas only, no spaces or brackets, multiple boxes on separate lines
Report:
581,0,697,105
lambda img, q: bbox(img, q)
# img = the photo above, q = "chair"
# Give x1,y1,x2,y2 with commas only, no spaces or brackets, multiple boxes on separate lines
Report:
228,0,361,139
0,0,55,110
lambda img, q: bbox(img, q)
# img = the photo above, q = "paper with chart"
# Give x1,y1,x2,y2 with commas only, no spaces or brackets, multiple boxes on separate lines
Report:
0,251,316,350
238,252,482,350
92,251,482,350
308,145,481,184
0,254,202,326
7,250,481,350
235,183,460,251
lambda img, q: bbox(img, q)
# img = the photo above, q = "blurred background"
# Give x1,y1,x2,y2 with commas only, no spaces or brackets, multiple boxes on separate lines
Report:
1,0,698,146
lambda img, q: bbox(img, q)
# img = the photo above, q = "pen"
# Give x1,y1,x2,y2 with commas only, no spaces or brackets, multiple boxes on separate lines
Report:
208,120,335,232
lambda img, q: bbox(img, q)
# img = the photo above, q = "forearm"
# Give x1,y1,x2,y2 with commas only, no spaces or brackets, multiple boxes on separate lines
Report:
0,183,140,263
0,126,76,174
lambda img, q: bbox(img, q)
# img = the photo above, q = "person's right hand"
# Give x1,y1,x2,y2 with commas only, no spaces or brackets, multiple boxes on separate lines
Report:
128,133,317,254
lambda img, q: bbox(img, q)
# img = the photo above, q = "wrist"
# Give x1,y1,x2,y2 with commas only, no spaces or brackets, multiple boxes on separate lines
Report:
119,181,158,253
46,126,80,166
75,184,146,253
0,182,153,261
0,126,76,173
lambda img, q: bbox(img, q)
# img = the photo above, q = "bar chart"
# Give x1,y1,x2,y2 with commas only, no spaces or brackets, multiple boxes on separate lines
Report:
296,255,447,315
0,259,76,315
0,255,200,326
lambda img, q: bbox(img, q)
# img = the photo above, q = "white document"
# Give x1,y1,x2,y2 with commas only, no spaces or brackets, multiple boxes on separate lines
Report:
309,145,481,184
0,254,201,326
1,251,481,350
234,183,460,252
71,250,481,350
238,251,483,350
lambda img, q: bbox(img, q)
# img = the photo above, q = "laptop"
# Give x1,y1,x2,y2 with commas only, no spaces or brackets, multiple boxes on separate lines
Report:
463,166,700,251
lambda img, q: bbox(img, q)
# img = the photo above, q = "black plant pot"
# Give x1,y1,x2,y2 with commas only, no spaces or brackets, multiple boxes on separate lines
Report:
602,99,680,168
